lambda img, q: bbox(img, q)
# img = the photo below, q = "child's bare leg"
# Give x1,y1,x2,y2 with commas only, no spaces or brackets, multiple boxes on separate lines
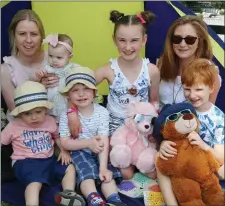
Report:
55,165,85,206
119,165,135,180
80,179,107,205
61,164,76,190
80,179,97,198
101,179,118,198
146,169,157,180
25,182,42,206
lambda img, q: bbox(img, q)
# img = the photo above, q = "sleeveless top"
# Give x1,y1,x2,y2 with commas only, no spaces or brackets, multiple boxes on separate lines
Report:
107,58,150,119
3,55,47,87
2,55,47,121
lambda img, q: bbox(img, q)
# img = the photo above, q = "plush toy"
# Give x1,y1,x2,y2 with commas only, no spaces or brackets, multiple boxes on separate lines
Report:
110,102,158,175
153,103,224,206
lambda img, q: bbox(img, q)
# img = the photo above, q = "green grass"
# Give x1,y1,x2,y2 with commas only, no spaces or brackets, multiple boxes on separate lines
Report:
1,202,12,206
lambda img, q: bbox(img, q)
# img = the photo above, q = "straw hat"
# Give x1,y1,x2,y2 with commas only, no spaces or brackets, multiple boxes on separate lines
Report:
11,81,53,116
60,65,97,95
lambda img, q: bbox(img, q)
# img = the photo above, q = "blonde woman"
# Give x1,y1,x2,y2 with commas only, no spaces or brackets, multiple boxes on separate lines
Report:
1,9,58,121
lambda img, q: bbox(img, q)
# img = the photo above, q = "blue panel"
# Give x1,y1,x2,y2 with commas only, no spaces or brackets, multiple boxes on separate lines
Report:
1,1,32,63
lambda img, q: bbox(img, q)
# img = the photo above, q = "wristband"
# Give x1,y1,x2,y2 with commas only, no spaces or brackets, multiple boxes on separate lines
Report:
67,108,78,114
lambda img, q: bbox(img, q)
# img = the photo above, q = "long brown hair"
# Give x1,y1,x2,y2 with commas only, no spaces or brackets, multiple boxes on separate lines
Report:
159,15,212,81
110,10,155,36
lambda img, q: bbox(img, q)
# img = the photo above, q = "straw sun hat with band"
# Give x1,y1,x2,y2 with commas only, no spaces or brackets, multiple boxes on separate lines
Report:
60,65,97,95
11,81,53,117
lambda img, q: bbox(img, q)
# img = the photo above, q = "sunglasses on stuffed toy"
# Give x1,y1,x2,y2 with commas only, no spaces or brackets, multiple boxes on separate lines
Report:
133,114,156,125
164,109,192,126
172,35,199,45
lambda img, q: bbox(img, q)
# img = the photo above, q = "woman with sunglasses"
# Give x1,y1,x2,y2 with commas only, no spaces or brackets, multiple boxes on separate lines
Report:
156,15,222,206
158,15,221,111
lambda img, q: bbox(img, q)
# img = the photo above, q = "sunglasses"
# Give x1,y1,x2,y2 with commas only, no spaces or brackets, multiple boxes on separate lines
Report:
133,114,156,125
165,109,192,125
172,35,198,45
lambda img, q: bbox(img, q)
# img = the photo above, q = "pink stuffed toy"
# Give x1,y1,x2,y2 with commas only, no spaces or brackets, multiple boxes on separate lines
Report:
110,102,158,175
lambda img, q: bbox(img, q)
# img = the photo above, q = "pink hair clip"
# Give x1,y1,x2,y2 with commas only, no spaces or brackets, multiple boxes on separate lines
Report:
42,34,73,54
137,14,146,24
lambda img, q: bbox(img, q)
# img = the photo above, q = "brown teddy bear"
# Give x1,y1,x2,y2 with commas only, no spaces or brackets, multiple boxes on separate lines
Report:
153,103,224,206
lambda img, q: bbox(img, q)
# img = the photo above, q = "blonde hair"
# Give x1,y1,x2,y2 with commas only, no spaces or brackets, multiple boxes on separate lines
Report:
159,15,213,81
181,58,217,89
8,9,45,55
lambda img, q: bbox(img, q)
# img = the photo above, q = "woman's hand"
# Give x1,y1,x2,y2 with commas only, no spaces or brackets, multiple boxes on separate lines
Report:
68,112,82,138
40,73,59,88
159,140,177,160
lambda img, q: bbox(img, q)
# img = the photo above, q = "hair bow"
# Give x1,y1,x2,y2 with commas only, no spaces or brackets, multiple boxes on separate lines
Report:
42,34,59,47
42,34,73,54
137,14,146,24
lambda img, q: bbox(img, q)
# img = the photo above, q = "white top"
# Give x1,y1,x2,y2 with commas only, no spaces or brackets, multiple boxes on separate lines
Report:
59,103,109,153
159,76,186,110
107,58,150,118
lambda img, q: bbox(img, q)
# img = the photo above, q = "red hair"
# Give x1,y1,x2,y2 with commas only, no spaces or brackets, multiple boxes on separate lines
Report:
181,58,218,89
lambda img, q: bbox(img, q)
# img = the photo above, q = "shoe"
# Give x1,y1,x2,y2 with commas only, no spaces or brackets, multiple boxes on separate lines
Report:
54,189,86,206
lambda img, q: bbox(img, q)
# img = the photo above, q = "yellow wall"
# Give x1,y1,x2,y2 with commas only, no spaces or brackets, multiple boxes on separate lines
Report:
32,2,144,94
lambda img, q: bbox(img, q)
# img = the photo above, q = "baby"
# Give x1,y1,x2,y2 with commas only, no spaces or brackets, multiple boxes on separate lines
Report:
36,33,80,122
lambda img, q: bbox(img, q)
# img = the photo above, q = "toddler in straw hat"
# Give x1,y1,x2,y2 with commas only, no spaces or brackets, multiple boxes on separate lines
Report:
1,81,85,206
59,66,127,206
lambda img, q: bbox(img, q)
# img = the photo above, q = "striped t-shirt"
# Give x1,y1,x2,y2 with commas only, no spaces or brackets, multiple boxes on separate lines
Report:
59,103,109,153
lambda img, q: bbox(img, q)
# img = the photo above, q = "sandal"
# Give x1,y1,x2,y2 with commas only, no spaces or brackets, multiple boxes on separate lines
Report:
54,189,86,206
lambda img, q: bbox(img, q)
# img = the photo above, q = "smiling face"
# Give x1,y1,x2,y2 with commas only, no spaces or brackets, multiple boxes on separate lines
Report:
113,24,147,61
68,83,95,109
15,20,42,57
183,83,213,111
172,23,199,61
20,107,47,128
48,45,70,68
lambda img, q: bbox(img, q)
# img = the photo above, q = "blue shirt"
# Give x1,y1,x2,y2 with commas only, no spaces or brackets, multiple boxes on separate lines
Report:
197,104,224,147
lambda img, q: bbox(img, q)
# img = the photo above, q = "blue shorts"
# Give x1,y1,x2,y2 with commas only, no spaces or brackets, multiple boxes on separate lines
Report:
13,155,68,187
71,150,122,186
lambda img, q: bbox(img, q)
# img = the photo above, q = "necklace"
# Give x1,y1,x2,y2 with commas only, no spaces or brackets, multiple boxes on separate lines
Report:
172,81,183,104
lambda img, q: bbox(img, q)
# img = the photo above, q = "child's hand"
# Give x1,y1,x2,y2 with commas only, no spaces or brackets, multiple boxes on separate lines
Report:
148,135,156,143
41,73,59,88
159,140,177,160
187,131,209,151
88,136,104,154
57,149,72,165
36,69,47,80
68,112,82,138
99,168,113,183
